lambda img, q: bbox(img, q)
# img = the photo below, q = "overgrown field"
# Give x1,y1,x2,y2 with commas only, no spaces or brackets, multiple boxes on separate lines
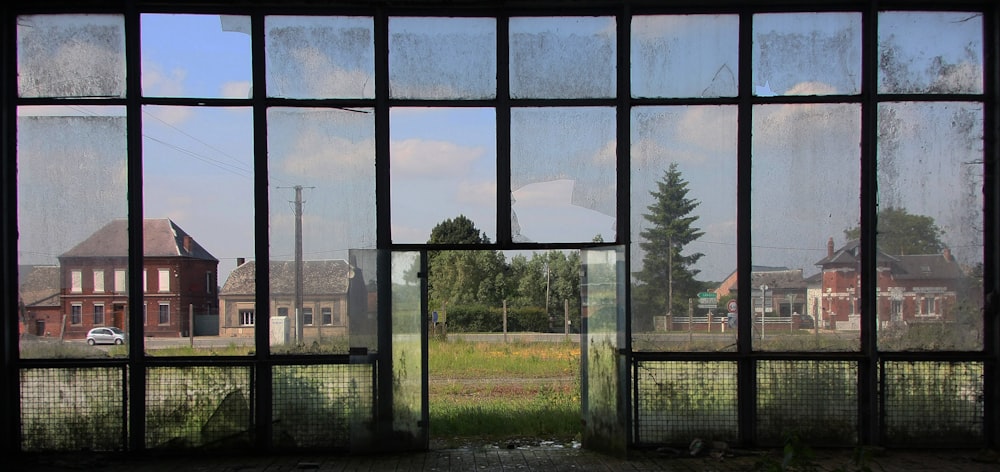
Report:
428,339,581,445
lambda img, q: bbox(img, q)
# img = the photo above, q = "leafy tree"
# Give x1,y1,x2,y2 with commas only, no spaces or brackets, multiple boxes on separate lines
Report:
633,163,705,329
428,214,490,245
844,207,945,255
427,216,507,317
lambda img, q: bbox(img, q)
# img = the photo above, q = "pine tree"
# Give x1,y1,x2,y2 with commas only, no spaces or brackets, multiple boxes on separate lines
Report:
633,163,704,329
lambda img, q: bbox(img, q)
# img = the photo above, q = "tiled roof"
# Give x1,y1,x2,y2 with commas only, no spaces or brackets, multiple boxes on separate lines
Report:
891,254,964,280
59,218,217,261
220,259,351,296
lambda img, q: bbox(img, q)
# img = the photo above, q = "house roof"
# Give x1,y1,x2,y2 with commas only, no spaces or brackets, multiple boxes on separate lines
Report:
749,269,806,290
18,265,61,307
220,260,352,296
814,239,900,266
891,254,965,280
59,218,217,261
817,239,963,280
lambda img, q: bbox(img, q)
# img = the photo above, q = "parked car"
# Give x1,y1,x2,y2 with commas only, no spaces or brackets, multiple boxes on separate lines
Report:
86,327,127,345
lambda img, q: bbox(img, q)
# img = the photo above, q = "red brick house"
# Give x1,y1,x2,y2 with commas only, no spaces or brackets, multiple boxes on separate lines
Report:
815,238,966,330
57,218,219,339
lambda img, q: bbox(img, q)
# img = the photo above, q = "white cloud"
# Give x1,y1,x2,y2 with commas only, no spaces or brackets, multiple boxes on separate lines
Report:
456,180,497,207
280,132,373,179
141,61,187,96
221,81,252,98
391,138,484,177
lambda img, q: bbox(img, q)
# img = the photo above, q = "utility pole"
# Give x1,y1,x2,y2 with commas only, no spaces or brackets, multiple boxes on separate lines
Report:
280,184,313,344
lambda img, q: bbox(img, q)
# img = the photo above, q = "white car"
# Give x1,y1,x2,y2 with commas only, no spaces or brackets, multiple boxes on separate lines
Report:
86,327,127,345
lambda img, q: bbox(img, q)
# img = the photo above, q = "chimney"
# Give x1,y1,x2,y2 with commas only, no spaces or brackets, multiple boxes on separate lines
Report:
827,237,834,258
943,247,952,262
183,235,192,253
237,257,246,266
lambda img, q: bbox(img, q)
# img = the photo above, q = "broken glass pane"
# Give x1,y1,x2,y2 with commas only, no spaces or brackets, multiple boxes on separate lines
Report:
877,102,983,351
390,108,497,244
631,15,739,98
752,12,861,96
143,106,254,355
17,106,128,358
511,107,615,243
142,14,251,99
878,12,983,94
510,17,616,99
390,17,496,100
268,107,376,354
266,16,374,99
630,106,737,352
17,14,125,98
752,103,861,352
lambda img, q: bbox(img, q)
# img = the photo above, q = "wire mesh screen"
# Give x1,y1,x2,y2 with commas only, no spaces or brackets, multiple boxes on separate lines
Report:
882,361,984,447
634,360,738,445
20,367,126,452
145,365,253,450
272,364,375,450
756,360,858,446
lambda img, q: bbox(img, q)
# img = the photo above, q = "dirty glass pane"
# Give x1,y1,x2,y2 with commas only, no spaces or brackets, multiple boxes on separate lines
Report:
882,361,985,446
877,102,983,351
510,17,616,99
389,17,496,100
145,366,253,449
752,13,861,96
20,367,126,452
17,106,128,359
581,247,626,456
266,16,374,99
143,106,253,356
752,103,861,352
271,364,375,450
390,108,496,244
631,15,739,98
634,361,738,444
17,14,125,98
391,251,427,450
267,107,376,354
142,14,251,99
878,12,983,94
630,106,737,352
756,361,858,446
511,107,615,243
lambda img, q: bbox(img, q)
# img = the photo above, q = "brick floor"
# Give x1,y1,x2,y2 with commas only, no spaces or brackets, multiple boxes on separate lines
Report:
12,446,1000,471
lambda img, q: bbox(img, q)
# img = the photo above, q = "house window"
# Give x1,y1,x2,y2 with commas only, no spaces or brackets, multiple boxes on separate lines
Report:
891,300,903,322
303,307,313,326
277,307,288,317
158,269,170,292
114,269,126,293
71,304,82,325
921,296,937,316
206,271,213,294
143,303,148,326
158,303,170,324
143,270,147,292
93,304,105,325
71,270,82,293
240,309,255,326
321,307,332,325
93,269,105,293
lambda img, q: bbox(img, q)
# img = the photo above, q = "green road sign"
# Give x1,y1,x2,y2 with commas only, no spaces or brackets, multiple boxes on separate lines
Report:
697,292,717,298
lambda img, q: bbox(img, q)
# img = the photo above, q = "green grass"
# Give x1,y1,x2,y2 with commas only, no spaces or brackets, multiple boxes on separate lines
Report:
428,339,581,444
